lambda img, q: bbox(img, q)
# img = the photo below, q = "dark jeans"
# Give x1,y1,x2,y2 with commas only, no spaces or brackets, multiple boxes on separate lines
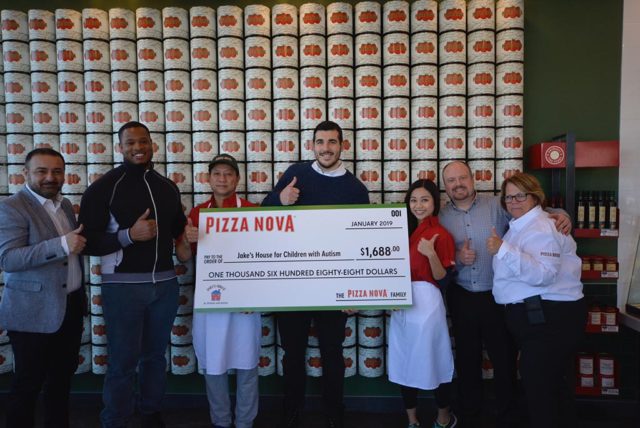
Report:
506,298,587,428
277,311,347,419
6,288,83,428
447,283,518,427
100,279,179,428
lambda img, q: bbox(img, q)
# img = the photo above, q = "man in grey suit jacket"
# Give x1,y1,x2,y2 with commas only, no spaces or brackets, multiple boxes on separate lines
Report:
0,148,86,428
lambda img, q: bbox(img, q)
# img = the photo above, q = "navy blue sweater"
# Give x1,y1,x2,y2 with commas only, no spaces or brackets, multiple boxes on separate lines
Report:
262,162,369,206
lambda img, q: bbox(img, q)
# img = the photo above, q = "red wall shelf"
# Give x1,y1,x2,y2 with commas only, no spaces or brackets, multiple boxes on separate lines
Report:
576,386,619,396
529,140,619,169
574,228,619,238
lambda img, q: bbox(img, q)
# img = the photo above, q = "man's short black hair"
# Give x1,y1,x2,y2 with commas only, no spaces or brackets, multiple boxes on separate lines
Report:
313,121,343,145
25,148,65,168
117,121,151,142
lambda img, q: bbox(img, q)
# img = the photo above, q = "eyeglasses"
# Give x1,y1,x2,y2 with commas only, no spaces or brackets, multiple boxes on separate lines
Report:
504,193,529,203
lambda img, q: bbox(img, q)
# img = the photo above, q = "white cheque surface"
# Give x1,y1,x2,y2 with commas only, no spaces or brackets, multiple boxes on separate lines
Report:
194,204,412,312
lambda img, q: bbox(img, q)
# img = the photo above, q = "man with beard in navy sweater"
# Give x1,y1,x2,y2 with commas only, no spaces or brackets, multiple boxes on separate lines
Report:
263,121,368,428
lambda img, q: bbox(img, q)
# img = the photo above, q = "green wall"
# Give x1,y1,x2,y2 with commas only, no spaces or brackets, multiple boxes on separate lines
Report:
524,0,622,195
525,0,622,144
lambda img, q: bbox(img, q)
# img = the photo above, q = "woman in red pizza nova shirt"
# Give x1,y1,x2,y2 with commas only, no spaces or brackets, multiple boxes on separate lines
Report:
388,179,458,428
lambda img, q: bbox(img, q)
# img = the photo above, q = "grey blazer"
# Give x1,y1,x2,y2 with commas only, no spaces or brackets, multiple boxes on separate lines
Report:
0,188,83,333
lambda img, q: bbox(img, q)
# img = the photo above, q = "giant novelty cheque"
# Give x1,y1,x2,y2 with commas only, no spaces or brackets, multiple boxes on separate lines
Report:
194,204,413,312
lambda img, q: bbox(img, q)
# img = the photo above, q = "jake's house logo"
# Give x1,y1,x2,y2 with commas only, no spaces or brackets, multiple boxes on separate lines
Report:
207,284,226,302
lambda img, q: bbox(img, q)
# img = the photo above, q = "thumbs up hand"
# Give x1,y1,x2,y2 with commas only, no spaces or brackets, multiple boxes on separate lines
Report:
459,238,477,265
417,234,439,258
486,227,503,255
129,208,157,242
184,218,199,244
279,176,300,206
65,224,86,255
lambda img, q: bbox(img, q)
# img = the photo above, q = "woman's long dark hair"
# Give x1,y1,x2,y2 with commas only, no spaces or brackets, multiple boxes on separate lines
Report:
404,179,441,236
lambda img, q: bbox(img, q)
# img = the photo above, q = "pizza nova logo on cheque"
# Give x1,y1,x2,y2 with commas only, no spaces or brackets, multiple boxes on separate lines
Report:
206,214,295,233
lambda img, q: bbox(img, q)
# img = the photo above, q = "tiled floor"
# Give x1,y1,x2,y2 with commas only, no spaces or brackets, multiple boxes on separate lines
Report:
0,393,638,428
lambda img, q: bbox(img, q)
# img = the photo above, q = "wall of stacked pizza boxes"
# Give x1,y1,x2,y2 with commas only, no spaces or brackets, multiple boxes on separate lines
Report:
0,0,524,378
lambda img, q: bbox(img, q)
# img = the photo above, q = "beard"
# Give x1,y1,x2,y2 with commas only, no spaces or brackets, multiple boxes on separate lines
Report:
34,182,62,198
449,186,472,201
317,152,340,169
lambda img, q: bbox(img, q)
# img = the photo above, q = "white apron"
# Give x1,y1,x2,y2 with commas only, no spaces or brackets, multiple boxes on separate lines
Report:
192,311,261,375
191,195,261,375
388,281,454,390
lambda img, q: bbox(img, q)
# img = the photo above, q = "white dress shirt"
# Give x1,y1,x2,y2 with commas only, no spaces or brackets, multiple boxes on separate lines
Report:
492,205,583,304
26,185,82,293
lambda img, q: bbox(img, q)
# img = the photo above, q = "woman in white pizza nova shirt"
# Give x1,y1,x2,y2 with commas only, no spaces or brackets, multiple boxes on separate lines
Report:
487,172,586,428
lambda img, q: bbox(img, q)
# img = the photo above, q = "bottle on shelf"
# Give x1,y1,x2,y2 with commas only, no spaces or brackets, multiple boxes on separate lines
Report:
576,191,586,229
586,191,596,229
597,191,607,229
607,191,618,229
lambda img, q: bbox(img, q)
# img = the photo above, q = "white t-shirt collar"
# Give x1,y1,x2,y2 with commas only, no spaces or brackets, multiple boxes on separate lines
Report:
311,160,347,177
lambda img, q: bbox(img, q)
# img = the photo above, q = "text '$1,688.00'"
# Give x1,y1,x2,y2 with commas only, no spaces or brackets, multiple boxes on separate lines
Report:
360,246,401,258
